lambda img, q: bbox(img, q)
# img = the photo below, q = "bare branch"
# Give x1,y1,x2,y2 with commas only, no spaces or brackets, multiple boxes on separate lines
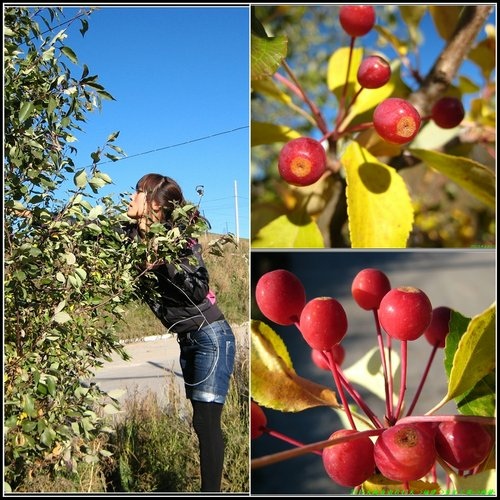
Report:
409,5,493,115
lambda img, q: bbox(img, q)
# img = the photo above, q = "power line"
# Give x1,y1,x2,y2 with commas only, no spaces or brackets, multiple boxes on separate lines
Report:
82,125,249,169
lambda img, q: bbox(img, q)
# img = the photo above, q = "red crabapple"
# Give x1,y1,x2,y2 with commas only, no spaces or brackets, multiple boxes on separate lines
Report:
255,269,306,325
278,137,327,187
339,6,376,37
323,429,376,487
311,344,345,370
378,286,433,341
424,306,453,348
357,55,391,89
431,97,465,129
251,401,267,440
374,424,437,482
351,268,391,311
299,297,348,351
373,97,421,145
435,421,493,471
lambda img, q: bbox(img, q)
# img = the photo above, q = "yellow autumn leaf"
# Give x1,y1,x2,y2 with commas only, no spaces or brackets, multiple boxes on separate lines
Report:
251,213,325,248
409,148,496,208
342,141,414,248
363,474,441,494
251,320,339,412
251,121,301,147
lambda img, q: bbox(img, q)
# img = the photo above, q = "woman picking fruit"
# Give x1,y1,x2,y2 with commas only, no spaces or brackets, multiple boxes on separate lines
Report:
126,173,236,492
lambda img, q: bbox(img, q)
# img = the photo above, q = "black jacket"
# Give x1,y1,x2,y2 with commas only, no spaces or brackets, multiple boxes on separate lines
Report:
125,223,224,334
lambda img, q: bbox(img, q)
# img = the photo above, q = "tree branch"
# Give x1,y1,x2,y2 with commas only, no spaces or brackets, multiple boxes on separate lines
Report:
409,5,493,115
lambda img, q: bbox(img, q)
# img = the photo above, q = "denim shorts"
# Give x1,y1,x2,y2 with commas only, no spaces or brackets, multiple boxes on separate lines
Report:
177,319,236,404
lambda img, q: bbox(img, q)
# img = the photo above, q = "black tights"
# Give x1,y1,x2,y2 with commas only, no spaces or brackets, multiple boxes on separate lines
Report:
191,400,225,492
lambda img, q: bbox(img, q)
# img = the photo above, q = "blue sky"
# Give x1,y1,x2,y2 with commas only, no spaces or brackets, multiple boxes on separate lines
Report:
59,6,249,238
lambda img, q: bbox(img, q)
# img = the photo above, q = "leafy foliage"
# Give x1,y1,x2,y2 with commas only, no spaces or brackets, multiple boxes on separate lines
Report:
4,7,208,489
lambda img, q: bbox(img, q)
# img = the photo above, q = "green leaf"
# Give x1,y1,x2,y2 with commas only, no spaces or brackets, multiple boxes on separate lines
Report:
97,90,115,101
19,102,34,123
251,33,288,81
65,252,76,265
88,205,103,220
74,169,88,188
86,223,102,234
251,121,301,146
89,176,107,192
53,311,72,324
251,320,339,411
342,141,413,248
22,394,37,418
61,45,78,64
252,213,325,248
455,372,495,417
80,18,89,37
409,148,496,208
46,376,56,397
446,302,495,401
94,172,113,184
106,131,120,142
409,121,460,151
40,426,56,447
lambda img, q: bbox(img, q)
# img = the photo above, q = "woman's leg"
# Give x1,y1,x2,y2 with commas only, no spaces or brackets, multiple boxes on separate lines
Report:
191,400,225,492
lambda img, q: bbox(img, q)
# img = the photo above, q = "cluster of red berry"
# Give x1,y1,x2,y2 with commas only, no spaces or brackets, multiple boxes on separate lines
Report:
252,267,493,491
277,5,466,187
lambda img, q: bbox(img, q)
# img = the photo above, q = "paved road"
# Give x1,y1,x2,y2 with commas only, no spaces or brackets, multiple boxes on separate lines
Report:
251,250,496,495
90,323,248,415
90,333,186,412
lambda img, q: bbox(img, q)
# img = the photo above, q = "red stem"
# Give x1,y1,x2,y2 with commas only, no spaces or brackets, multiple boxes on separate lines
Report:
325,350,357,430
405,343,438,417
335,362,384,429
386,333,394,421
334,36,356,132
373,309,393,422
394,340,408,421
336,87,365,135
264,427,323,456
281,59,329,136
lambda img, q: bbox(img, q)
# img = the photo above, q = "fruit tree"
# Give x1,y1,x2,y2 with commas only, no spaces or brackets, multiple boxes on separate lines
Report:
4,7,208,490
251,5,495,248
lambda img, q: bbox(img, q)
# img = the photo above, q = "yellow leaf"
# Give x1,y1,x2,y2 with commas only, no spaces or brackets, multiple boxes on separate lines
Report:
327,46,363,98
252,78,293,105
363,474,441,494
446,302,495,400
342,141,414,248
252,213,325,248
374,25,409,56
251,121,301,147
429,6,463,41
409,148,496,208
251,320,339,411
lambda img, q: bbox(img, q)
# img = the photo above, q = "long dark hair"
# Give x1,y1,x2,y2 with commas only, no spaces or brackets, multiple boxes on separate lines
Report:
136,173,210,229
136,173,185,223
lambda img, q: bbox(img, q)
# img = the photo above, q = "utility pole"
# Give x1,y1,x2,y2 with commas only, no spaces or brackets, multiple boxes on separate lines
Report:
234,179,240,243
